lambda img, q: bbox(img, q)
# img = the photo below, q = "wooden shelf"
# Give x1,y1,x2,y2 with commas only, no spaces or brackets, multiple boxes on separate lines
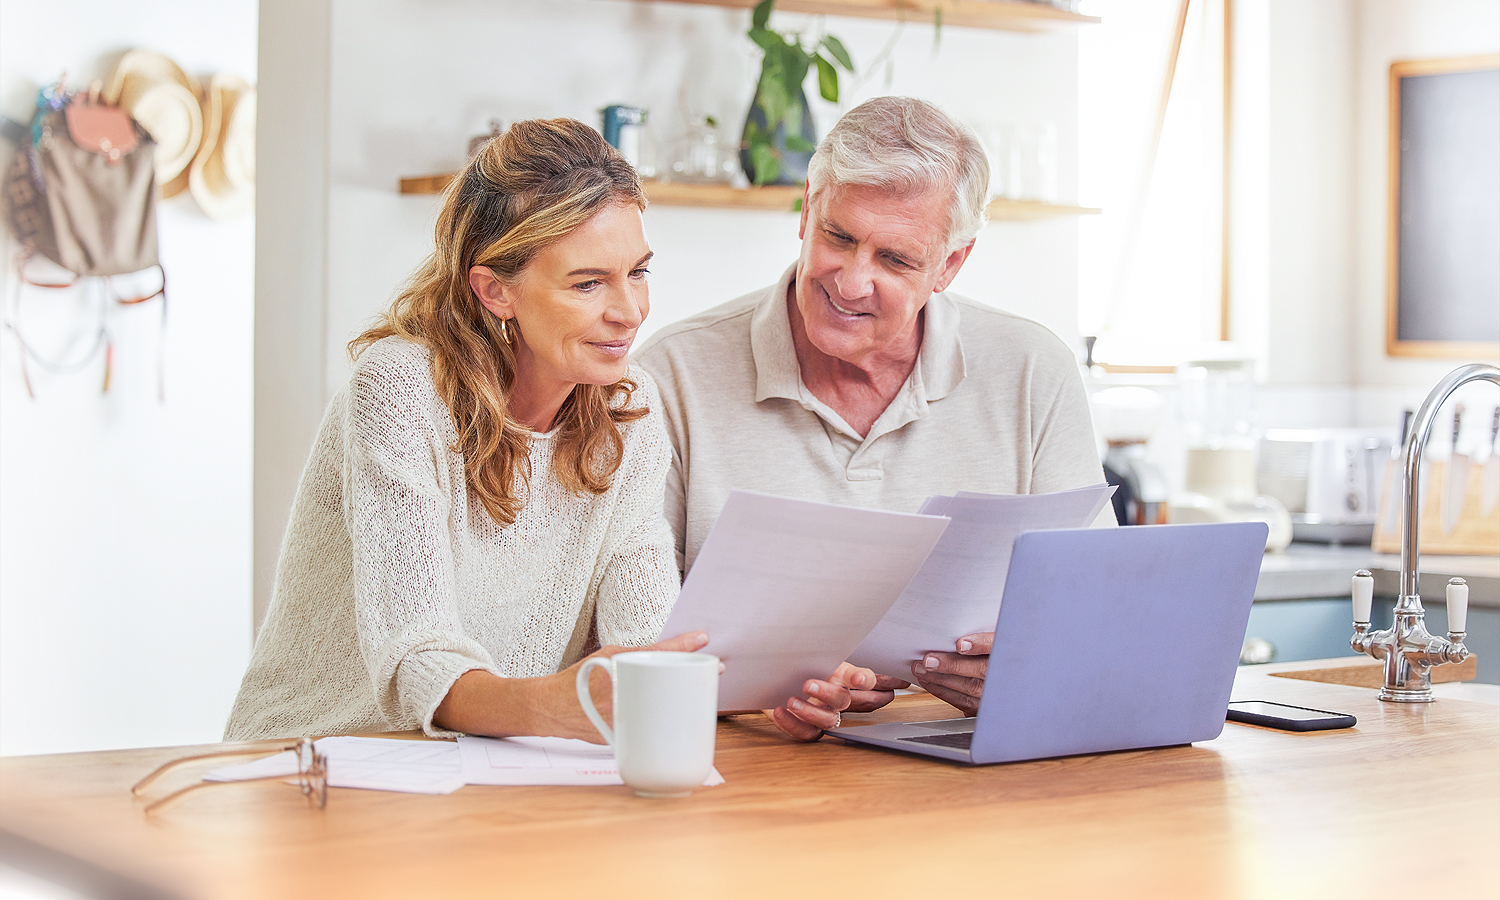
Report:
399,174,1099,219
606,0,1098,32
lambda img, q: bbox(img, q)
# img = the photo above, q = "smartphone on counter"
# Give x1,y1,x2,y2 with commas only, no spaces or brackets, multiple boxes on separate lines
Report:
1226,700,1357,732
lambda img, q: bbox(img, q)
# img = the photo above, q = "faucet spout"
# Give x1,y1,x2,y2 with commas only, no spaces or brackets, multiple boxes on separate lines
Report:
1353,364,1498,702
1398,363,1500,601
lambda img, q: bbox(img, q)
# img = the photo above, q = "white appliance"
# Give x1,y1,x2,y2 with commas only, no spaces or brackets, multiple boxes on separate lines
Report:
1168,358,1292,551
1257,428,1393,544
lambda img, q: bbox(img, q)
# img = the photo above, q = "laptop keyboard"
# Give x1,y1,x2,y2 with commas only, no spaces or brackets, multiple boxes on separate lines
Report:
899,731,975,750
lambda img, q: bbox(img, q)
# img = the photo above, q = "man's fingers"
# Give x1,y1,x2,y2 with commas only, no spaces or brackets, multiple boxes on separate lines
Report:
871,673,911,691
914,650,988,680
956,632,994,655
846,689,897,713
913,669,984,698
913,675,982,716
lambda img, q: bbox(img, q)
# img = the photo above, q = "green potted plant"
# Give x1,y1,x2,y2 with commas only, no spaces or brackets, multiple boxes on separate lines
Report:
740,0,855,186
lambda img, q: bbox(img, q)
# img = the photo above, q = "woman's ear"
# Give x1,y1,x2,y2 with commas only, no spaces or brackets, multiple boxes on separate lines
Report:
468,266,513,320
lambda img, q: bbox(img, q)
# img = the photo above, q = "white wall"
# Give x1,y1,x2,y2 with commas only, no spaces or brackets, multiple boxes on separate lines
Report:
1234,0,1496,405
1348,0,1500,434
1354,0,1500,389
0,2,257,754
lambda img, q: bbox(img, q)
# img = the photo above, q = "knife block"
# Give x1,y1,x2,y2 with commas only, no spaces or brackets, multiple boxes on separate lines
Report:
1372,458,1500,556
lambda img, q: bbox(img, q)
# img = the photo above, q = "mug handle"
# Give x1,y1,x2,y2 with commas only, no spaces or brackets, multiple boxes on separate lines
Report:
575,656,616,747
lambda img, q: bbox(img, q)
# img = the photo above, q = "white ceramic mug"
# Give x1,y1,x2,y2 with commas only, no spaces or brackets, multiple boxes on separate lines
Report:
575,651,719,798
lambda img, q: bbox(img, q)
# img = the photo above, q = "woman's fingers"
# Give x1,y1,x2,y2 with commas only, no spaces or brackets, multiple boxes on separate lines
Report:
803,678,852,713
766,677,852,741
645,631,710,653
828,662,905,713
768,705,824,741
871,673,913,691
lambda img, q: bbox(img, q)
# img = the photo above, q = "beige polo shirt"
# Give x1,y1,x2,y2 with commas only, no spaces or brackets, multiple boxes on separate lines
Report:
636,265,1113,573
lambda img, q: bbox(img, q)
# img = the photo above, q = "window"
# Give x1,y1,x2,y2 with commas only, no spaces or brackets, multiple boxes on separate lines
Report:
1078,0,1231,370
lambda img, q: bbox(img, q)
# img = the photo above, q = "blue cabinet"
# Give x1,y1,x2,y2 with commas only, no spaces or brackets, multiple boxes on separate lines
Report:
1243,598,1498,683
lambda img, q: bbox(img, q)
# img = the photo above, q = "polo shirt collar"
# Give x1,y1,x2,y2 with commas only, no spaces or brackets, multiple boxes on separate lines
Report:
750,263,967,405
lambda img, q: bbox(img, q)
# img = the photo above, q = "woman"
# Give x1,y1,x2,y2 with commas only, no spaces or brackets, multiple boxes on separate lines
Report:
224,119,706,742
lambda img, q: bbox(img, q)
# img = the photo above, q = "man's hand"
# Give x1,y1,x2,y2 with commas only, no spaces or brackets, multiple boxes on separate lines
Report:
767,663,903,741
911,632,991,716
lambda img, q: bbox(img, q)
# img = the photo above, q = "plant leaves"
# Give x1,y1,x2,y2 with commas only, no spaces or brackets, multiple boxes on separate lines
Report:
749,27,784,54
781,43,810,90
784,133,817,153
752,0,773,31
932,9,943,54
815,54,838,103
821,35,854,71
750,142,781,185
758,74,790,131
782,94,804,138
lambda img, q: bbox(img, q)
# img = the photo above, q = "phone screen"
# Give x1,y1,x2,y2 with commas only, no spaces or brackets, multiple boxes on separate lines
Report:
1229,701,1342,721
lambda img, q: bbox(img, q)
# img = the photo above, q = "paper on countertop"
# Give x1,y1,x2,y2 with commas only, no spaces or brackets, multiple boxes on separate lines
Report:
848,484,1116,680
205,736,466,795
458,735,725,787
657,490,952,710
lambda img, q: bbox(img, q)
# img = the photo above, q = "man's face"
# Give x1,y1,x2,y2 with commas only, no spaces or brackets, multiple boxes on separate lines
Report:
793,183,973,369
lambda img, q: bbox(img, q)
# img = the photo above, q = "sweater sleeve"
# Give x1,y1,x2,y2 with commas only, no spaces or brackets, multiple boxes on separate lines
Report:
343,346,498,738
593,371,682,647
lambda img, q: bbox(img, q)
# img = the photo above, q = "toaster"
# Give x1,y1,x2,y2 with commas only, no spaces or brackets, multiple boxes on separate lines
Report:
1258,428,1393,544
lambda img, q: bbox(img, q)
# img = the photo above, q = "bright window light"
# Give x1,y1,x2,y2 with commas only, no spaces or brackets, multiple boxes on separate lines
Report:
1079,0,1227,369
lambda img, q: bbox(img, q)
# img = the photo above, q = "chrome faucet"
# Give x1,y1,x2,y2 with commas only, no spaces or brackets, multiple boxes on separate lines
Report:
1351,363,1499,702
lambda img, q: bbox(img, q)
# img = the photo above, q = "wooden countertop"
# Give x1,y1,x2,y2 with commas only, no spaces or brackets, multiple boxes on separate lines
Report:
1,661,1495,900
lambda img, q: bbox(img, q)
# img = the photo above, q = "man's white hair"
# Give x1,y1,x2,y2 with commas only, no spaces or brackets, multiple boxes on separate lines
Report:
806,97,990,251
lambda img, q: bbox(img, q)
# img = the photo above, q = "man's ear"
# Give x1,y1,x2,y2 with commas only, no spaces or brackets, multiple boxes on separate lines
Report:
932,240,976,294
797,182,812,239
468,266,513,319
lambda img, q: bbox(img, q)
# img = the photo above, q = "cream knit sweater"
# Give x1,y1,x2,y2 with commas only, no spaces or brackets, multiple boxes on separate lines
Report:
225,338,679,741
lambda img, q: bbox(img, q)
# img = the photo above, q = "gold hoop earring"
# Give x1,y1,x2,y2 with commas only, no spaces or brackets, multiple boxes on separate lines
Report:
499,317,514,344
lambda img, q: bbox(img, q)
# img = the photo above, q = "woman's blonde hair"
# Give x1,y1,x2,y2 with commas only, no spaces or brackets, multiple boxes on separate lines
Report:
351,118,649,527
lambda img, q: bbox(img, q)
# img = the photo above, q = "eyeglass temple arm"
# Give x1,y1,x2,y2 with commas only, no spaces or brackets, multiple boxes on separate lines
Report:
131,742,304,796
140,772,309,815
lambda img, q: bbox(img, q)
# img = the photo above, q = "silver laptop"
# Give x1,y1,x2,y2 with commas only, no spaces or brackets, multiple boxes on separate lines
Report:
827,521,1267,764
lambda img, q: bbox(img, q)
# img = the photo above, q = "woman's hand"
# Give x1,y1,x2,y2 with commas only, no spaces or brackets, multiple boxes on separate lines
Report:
767,662,903,741
910,632,992,717
433,631,710,742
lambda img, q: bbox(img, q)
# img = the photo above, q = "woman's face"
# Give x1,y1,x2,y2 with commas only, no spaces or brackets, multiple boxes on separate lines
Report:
472,202,652,422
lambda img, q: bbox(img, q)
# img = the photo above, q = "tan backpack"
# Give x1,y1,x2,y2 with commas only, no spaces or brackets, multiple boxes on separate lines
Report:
2,82,166,396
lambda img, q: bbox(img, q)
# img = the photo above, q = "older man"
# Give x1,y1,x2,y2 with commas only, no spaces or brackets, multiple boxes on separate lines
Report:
637,97,1112,739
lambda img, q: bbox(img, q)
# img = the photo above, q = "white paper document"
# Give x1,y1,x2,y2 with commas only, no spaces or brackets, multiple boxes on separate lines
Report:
848,484,1116,679
657,490,952,710
206,736,466,795
458,735,725,787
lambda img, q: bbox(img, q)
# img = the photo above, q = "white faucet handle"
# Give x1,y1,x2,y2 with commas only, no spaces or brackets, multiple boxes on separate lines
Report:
1447,577,1468,636
1352,570,1374,625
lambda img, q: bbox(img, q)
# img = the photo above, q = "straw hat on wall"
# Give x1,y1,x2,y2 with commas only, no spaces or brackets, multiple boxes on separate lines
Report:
104,49,202,198
189,74,255,220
